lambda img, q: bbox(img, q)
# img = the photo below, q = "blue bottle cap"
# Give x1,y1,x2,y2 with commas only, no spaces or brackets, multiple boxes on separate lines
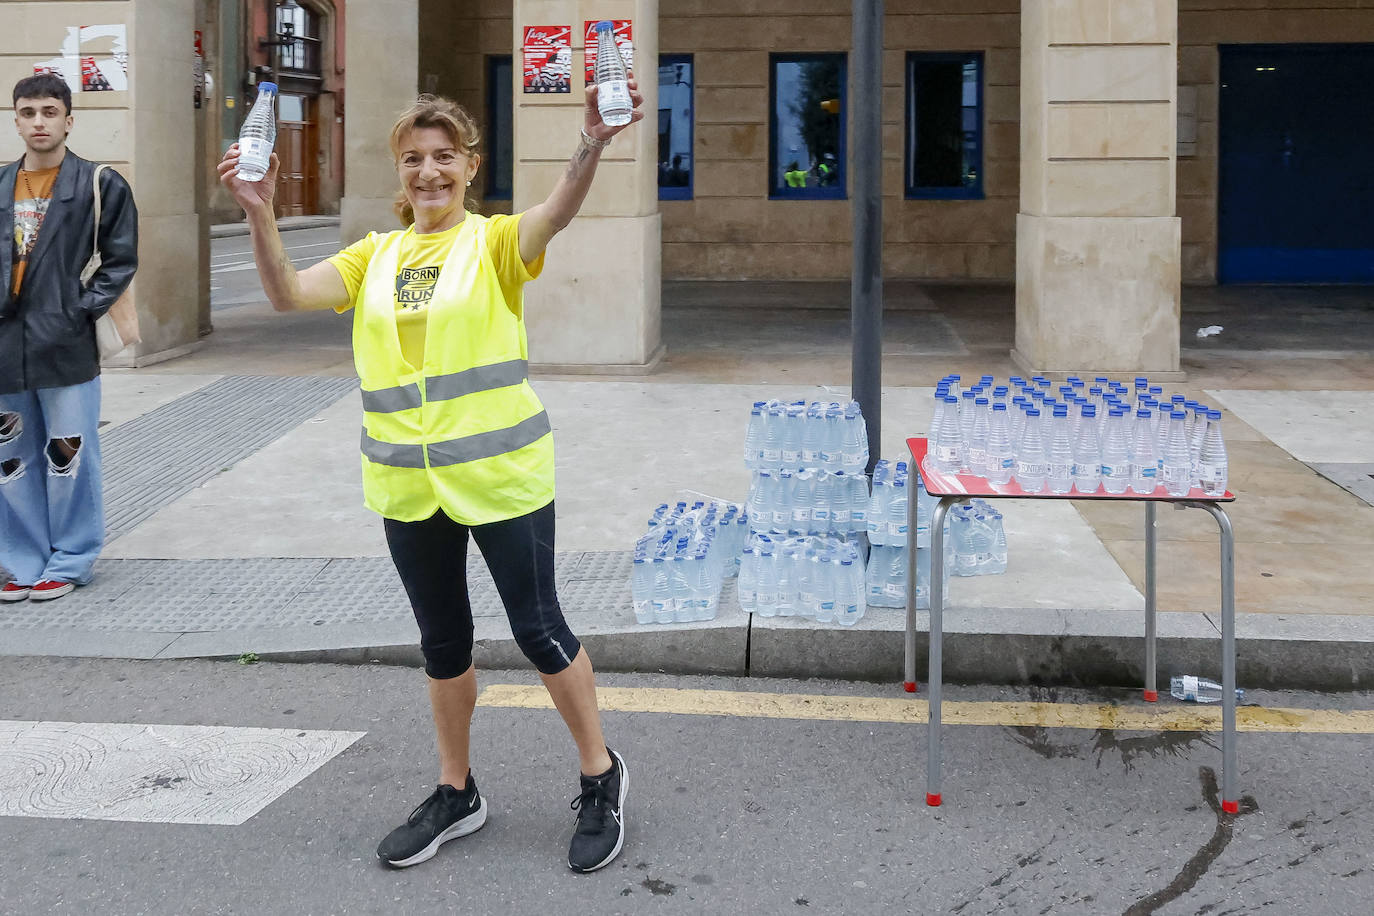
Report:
1208,409,1222,420
1172,394,1187,404
595,20,614,31
992,403,1007,412
1053,405,1068,417
1026,408,1040,418
980,375,994,384
1171,410,1187,420
975,397,989,406
256,81,278,94
1137,409,1151,419
1066,376,1082,384
944,396,958,404
994,386,1009,396
1089,386,1103,397
1094,377,1109,385
1082,404,1096,417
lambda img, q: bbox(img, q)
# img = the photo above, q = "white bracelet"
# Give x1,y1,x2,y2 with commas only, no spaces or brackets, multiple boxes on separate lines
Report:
580,127,611,150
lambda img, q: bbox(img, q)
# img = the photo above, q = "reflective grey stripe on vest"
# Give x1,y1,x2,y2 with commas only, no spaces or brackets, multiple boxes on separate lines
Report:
360,431,426,468
360,410,551,469
428,359,529,402
427,410,551,468
360,360,528,414
360,382,422,414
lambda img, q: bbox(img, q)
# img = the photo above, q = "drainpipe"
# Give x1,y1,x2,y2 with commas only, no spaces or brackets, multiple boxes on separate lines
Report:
850,0,883,473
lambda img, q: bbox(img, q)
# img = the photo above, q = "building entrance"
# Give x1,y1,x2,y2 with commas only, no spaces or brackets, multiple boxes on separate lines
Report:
1218,44,1374,283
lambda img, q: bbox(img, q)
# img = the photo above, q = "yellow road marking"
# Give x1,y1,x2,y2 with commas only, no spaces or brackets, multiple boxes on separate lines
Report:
476,685,1374,736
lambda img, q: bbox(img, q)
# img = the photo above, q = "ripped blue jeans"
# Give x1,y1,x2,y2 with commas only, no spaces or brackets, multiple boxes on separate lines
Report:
0,377,104,586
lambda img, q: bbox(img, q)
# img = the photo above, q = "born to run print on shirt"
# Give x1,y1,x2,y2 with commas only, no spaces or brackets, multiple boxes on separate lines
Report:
396,266,440,311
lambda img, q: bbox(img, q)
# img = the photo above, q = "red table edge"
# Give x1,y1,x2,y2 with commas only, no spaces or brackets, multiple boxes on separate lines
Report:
905,437,1234,502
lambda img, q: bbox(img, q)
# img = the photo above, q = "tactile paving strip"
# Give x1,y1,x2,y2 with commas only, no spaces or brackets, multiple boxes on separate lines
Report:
0,551,639,633
100,375,359,540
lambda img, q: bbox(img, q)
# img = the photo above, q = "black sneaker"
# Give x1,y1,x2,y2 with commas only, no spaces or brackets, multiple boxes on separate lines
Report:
377,774,487,868
567,748,628,873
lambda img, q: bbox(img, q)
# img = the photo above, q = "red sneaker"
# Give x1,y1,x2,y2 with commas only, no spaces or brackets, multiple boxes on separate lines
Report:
1,582,32,601
29,580,75,601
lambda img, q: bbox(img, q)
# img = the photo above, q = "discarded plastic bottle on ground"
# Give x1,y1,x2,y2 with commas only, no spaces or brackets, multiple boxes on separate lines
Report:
593,21,633,127
1197,409,1229,497
236,82,278,181
1170,674,1244,704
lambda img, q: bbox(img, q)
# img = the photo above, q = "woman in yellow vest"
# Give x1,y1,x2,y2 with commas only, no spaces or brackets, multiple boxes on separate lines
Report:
217,83,643,874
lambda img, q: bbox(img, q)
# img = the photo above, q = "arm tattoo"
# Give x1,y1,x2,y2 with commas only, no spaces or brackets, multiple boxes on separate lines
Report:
564,144,594,181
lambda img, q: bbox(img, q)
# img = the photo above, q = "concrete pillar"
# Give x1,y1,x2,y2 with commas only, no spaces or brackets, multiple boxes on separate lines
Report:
512,1,663,372
0,1,205,367
340,0,417,243
1014,0,1182,377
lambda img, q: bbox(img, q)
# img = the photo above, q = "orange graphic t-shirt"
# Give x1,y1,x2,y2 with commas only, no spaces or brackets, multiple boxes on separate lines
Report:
11,166,60,298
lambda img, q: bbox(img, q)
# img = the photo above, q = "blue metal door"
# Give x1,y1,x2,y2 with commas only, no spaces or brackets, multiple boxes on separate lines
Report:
1218,44,1374,283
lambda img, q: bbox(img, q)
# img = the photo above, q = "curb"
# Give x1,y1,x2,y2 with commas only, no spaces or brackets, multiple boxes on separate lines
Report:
211,216,340,239
5,607,1372,693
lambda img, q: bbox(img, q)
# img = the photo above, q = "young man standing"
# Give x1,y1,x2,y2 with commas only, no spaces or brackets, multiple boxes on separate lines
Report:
0,74,137,602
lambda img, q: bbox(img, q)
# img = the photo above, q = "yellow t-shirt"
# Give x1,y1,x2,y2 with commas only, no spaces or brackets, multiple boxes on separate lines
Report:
327,212,543,368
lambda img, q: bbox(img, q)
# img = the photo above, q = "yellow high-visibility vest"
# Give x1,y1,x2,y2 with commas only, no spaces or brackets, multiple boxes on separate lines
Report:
351,216,554,524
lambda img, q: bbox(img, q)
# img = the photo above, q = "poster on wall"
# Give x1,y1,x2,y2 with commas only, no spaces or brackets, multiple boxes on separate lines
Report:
522,25,571,94
583,20,633,84
32,24,128,93
194,30,204,108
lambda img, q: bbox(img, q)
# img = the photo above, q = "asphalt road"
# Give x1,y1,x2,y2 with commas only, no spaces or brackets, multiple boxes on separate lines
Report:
211,227,342,311
2,656,1371,915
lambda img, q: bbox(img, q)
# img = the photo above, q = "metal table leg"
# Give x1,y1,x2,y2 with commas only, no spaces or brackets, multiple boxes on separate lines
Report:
904,471,919,693
926,496,955,807
1185,501,1238,812
1144,501,1158,702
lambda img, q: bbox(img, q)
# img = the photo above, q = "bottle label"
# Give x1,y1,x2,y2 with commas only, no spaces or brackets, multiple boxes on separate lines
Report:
1047,462,1070,479
1102,463,1127,478
782,447,800,464
1182,675,1199,700
1000,457,1015,470
813,507,831,521
833,507,851,525
801,447,819,463
969,447,988,469
957,554,977,570
1134,465,1156,478
238,136,271,164
1198,465,1222,481
883,582,905,599
843,449,864,466
598,78,631,111
792,507,810,523
1071,462,1097,479
1017,461,1045,477
936,445,959,464
851,507,866,523
762,447,781,463
1162,465,1186,482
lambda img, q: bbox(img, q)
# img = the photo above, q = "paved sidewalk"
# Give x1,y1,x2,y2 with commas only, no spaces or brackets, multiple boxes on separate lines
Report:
3,278,1372,690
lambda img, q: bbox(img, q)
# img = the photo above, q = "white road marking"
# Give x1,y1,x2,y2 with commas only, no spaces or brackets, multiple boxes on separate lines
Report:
0,720,364,825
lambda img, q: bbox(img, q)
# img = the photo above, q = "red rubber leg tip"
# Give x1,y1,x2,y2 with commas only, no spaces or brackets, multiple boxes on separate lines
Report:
903,681,918,693
1222,800,1239,814
1143,690,1158,703
926,793,942,807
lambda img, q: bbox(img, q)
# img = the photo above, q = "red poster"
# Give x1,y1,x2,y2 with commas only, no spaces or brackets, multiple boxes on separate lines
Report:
583,20,633,84
522,25,571,94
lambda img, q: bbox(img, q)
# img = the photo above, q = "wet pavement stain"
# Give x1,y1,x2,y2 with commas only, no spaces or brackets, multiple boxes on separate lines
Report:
1123,766,1259,916
1091,728,1216,771
1007,725,1082,760
642,877,678,896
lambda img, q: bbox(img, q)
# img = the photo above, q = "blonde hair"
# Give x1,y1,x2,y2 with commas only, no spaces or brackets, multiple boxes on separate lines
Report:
389,94,482,226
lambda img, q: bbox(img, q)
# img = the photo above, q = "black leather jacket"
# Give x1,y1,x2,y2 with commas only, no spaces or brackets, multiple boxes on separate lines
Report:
0,150,138,394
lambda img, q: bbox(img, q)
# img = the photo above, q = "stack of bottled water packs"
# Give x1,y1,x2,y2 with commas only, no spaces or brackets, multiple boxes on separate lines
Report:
630,500,749,625
739,399,870,625
927,373,1229,498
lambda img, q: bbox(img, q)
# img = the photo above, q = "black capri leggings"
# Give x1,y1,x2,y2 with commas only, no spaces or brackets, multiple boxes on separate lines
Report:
383,500,581,678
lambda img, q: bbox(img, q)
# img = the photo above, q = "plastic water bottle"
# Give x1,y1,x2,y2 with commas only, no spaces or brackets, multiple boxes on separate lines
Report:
1129,408,1159,495
802,403,825,466
934,396,963,474
651,556,673,624
1046,405,1073,494
1189,404,1210,487
781,402,804,467
737,546,759,613
761,404,784,469
236,82,278,181
987,511,1008,574
841,403,867,474
631,556,653,624
1100,408,1131,495
986,403,1015,486
744,401,766,469
887,478,909,548
1161,410,1192,497
1015,408,1046,494
1198,409,1229,497
593,21,632,127
1171,675,1244,704
1072,403,1101,495
968,397,991,478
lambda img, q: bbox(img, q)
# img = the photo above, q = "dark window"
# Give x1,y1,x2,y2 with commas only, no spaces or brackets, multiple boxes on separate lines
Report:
658,55,694,200
487,56,513,200
769,53,846,200
906,52,983,199
275,4,322,75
